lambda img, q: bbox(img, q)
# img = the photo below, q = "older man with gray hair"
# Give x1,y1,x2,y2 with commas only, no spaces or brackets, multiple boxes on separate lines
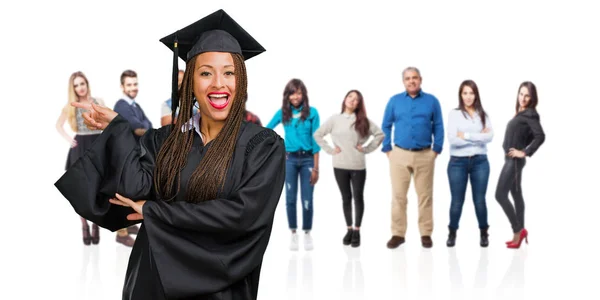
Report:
381,67,444,248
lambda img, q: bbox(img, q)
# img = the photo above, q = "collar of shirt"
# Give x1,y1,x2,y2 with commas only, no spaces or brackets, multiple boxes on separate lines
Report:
181,112,203,141
291,104,303,113
403,90,424,99
462,110,480,120
342,112,355,119
122,94,136,106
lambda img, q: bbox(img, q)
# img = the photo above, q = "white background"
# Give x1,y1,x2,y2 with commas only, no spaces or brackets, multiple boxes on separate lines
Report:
1,0,599,299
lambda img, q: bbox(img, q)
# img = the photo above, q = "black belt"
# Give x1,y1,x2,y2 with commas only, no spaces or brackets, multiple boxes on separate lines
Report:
395,145,431,152
287,150,313,156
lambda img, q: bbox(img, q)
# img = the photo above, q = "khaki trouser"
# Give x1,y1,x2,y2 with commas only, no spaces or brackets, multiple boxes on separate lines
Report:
389,146,436,237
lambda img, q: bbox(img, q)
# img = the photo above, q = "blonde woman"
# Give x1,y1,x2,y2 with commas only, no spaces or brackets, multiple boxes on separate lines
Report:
55,71,135,247
56,72,103,245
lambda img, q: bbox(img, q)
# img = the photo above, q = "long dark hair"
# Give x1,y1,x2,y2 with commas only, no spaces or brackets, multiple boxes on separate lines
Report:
515,81,538,114
341,90,370,138
282,78,309,123
458,80,487,126
154,53,248,203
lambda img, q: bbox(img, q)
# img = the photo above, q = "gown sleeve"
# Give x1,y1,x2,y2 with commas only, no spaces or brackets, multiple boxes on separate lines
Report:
141,128,286,299
54,114,166,231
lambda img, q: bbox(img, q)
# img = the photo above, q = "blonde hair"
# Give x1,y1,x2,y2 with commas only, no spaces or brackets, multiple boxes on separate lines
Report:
66,71,91,132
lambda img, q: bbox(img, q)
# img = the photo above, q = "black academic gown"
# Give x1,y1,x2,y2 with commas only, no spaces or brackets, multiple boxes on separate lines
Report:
54,114,286,300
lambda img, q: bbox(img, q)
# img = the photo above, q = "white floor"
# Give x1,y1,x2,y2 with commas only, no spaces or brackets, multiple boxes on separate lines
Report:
5,150,598,300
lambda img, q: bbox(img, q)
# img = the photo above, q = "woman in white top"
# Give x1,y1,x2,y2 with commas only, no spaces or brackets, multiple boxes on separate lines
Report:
313,90,384,247
56,71,105,245
445,80,493,248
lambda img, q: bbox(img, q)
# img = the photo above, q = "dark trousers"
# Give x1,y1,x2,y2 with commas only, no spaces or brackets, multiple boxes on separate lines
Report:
447,154,490,230
333,168,366,227
495,157,526,233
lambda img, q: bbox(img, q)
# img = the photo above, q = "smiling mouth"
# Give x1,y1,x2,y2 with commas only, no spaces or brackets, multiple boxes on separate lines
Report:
208,93,230,110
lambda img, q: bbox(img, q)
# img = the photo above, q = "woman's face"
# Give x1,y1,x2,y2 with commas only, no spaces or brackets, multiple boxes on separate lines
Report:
344,92,359,112
73,76,88,98
461,85,475,108
518,86,530,108
288,89,303,108
193,52,236,123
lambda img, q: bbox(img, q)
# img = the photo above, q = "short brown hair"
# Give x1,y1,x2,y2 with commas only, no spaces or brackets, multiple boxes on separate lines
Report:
120,69,137,85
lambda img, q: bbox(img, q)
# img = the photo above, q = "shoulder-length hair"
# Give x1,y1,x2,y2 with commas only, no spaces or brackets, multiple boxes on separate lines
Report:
281,78,310,123
66,71,91,132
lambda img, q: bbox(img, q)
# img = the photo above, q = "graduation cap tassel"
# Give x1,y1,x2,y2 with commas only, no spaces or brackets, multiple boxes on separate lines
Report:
171,36,179,126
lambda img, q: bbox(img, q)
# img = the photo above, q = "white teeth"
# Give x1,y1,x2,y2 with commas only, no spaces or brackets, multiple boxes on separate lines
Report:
209,94,227,98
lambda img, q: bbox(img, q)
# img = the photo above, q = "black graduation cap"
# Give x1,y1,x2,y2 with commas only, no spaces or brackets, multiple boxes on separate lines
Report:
159,9,266,123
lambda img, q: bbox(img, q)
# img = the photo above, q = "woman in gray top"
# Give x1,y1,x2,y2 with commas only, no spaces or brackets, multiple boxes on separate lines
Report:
313,90,384,247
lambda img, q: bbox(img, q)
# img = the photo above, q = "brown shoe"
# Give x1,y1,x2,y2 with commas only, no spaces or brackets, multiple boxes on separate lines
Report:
116,234,135,247
421,236,433,248
387,236,405,249
91,224,100,245
127,225,139,235
82,226,92,246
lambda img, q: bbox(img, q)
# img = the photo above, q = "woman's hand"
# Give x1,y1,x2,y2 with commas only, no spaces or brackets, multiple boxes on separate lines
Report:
109,193,146,221
457,131,465,139
508,148,526,158
310,169,319,185
70,139,78,148
333,146,341,154
71,102,118,130
481,127,491,133
356,144,364,152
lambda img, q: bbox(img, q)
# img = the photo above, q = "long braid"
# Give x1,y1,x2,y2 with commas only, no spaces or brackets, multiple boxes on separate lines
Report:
154,53,248,203
153,57,198,201
187,53,247,202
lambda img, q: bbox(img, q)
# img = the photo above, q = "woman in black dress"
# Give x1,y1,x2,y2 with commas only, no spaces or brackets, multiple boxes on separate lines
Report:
55,9,286,299
55,71,106,245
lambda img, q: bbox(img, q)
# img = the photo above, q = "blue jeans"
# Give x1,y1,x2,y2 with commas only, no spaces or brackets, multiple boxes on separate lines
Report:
447,154,490,230
285,153,314,231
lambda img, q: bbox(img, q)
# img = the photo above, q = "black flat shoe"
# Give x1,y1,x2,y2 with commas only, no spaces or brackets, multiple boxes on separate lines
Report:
480,227,489,247
446,230,456,247
351,230,360,247
343,229,352,245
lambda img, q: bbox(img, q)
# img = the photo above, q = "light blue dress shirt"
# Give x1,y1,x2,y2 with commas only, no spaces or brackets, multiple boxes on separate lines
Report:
446,109,493,157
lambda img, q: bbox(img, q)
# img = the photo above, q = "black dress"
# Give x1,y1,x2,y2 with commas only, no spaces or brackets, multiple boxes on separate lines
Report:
65,98,103,170
54,114,286,299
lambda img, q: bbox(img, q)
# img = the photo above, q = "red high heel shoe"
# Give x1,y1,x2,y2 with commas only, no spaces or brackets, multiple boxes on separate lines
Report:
507,229,528,249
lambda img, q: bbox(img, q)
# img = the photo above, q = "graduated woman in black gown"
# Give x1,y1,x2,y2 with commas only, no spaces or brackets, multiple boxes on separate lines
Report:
55,9,285,300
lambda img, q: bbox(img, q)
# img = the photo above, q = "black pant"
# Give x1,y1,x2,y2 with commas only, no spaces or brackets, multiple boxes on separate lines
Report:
495,157,527,233
334,168,366,227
